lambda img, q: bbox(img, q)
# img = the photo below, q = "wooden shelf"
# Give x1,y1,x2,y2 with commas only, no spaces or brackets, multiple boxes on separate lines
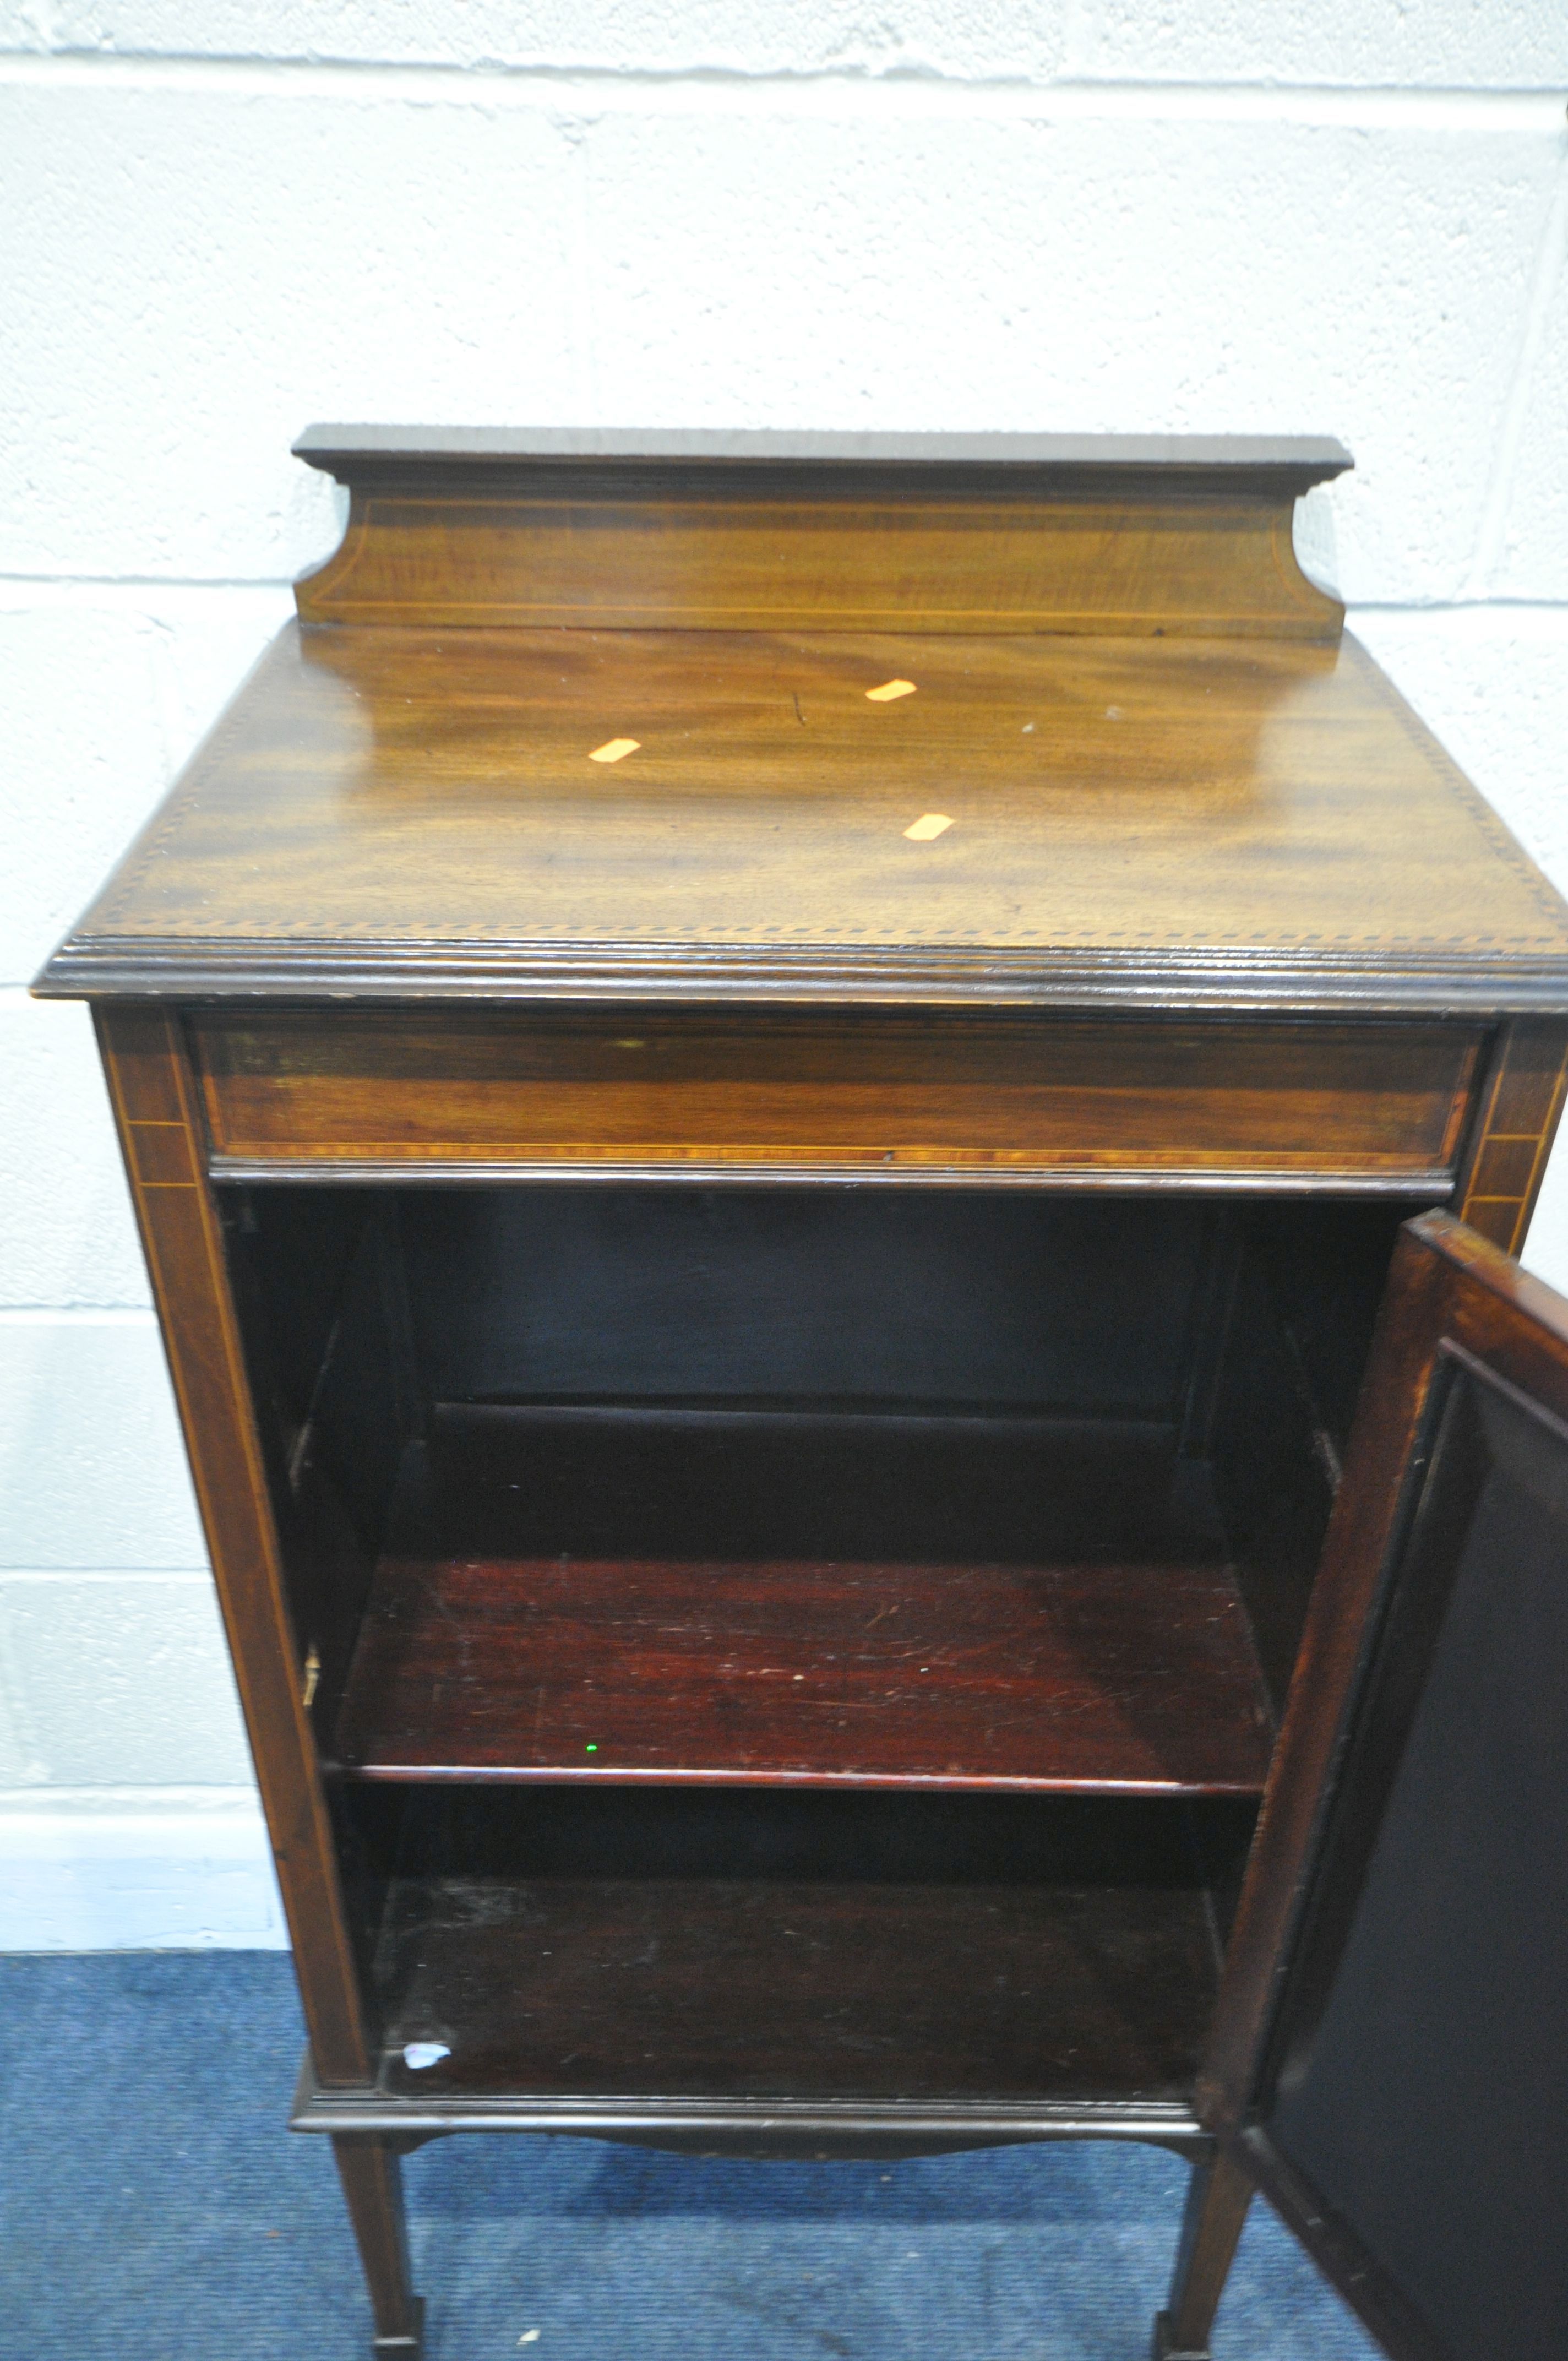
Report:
369,1788,1253,2106
330,1406,1273,1794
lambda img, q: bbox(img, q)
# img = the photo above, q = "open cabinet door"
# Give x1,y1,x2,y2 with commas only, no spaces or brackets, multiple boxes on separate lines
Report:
1198,1209,1568,2361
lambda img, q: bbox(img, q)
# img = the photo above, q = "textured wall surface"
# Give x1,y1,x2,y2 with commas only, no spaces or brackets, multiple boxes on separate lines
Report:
2,4,1566,1946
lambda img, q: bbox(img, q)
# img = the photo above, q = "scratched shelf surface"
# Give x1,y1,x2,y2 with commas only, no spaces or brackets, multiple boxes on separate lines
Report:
329,1403,1274,1794
365,1784,1257,2106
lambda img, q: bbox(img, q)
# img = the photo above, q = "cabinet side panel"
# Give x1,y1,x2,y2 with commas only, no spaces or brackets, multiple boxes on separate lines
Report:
1204,1230,1336,1721
1455,1019,1568,1254
224,1194,411,1773
94,1004,370,2084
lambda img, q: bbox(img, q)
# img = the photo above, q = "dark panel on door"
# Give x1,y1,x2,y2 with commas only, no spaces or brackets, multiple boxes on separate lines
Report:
1252,1342,1568,2360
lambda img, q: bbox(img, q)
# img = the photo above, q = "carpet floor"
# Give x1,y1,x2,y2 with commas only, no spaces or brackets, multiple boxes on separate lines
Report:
0,1952,1381,2360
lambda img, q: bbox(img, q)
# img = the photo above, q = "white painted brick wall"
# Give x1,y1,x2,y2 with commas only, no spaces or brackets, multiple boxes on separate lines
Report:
1,6,1564,1945
8,2,1567,84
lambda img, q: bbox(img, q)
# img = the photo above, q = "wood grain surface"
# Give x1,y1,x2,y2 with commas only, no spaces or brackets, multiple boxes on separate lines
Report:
366,1785,1253,2105
54,439,1568,2351
40,625,1568,1009
335,1554,1273,1794
291,428,1349,637
93,1005,371,2085
375,1870,1221,2102
330,1405,1272,1793
1455,1018,1568,1252
193,1009,1480,1181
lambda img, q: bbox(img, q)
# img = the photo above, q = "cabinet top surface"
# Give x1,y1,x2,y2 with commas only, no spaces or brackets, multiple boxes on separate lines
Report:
39,620,1568,1011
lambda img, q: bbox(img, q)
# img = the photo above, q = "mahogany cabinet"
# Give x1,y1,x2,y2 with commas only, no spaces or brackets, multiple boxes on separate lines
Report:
35,429,1568,2361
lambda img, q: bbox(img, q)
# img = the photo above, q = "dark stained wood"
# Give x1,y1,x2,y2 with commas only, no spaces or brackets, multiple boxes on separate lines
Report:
336,1551,1272,1794
1204,1212,1568,2359
1197,1217,1449,2137
92,1005,370,2085
379,1877,1216,2106
296,2072,1208,2150
328,1408,1272,1794
194,1009,1480,1184
1201,1209,1568,2137
36,628,1568,1011
43,437,1568,2355
292,428,1349,637
1200,1203,1412,1719
397,1188,1212,1416
366,1789,1251,2107
331,2137,423,2357
225,1198,419,1764
293,423,1354,475
1154,2147,1255,2360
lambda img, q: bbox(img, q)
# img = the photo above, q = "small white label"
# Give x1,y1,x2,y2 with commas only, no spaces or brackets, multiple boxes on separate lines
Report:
402,2041,452,2071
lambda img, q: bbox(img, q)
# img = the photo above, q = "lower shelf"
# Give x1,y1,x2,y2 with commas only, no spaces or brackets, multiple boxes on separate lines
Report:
360,1788,1255,2110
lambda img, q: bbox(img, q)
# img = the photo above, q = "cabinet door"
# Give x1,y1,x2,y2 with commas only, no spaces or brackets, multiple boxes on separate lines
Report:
1199,1208,1568,2361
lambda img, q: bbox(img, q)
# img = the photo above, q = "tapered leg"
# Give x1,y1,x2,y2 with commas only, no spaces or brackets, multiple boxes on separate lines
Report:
333,2135,426,2357
1152,2146,1253,2360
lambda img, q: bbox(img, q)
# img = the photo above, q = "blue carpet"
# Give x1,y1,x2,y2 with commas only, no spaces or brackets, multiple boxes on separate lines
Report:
0,1954,1381,2360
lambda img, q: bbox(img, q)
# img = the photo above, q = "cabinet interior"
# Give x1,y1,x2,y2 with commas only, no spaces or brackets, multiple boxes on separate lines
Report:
227,1182,1422,2112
